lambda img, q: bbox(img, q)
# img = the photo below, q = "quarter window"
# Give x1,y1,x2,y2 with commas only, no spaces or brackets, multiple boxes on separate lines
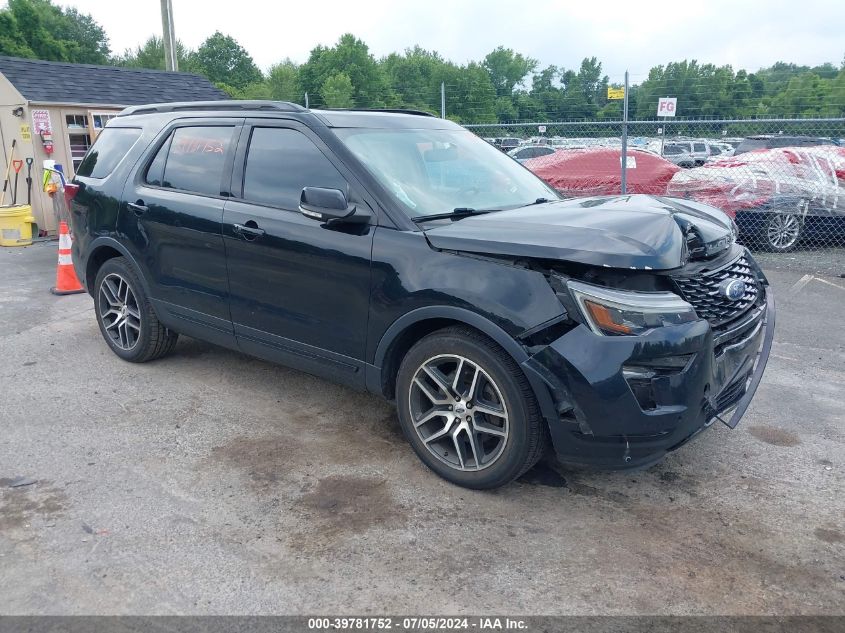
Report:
243,127,347,210
145,126,234,196
76,127,142,179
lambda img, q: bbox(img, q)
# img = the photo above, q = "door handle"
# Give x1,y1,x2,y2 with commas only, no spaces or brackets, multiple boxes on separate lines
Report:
233,222,266,240
127,201,148,215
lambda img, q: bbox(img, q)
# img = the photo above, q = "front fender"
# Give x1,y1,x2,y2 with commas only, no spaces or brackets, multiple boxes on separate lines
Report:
367,305,560,427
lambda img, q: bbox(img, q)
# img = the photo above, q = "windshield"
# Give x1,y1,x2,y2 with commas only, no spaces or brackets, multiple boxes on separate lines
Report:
334,128,558,218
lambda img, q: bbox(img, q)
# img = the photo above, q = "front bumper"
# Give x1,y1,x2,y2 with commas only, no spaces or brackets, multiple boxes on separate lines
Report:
522,287,775,468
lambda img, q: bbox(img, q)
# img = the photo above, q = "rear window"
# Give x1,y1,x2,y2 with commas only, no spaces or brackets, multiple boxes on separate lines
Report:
663,144,683,155
693,143,706,152
76,127,142,178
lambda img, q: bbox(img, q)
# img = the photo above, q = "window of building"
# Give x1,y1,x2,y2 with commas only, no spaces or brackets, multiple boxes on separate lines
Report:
91,113,117,130
65,114,87,129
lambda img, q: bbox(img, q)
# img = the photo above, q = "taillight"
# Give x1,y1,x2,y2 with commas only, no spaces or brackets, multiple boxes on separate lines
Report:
64,183,79,205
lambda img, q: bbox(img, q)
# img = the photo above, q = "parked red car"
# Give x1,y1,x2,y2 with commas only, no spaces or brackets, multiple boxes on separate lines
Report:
523,148,680,197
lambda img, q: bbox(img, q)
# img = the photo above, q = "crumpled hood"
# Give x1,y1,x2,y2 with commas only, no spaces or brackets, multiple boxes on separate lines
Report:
423,194,733,270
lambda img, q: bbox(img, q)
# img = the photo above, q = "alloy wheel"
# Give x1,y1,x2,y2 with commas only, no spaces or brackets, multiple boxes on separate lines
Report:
767,213,801,250
408,354,509,471
99,273,141,351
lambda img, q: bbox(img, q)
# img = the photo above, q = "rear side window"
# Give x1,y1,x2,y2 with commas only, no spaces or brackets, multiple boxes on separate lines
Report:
242,127,347,210
76,128,142,178
145,126,235,196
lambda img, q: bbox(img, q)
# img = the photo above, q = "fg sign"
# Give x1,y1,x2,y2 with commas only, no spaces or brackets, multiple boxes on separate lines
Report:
657,97,677,117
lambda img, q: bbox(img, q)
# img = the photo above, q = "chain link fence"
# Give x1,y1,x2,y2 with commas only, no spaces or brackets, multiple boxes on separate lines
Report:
465,118,845,255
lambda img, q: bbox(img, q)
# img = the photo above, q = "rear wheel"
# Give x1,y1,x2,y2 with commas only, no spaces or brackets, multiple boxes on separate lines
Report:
396,326,547,489
94,257,178,362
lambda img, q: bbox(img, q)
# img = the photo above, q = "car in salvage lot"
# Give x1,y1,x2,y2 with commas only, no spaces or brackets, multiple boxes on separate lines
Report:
667,145,845,251
507,144,558,163
68,102,774,489
524,147,680,196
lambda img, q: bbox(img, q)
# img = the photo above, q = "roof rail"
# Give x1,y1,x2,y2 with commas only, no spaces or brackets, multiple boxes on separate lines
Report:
117,100,307,117
324,107,437,118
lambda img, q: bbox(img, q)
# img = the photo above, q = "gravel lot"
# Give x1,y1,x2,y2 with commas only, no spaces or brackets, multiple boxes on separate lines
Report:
1,242,843,615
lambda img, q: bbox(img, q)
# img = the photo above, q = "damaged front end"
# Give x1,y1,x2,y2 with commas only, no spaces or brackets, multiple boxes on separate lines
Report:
517,245,775,469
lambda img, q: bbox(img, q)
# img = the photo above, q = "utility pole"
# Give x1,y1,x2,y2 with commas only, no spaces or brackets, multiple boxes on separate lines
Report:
441,82,446,119
160,0,178,72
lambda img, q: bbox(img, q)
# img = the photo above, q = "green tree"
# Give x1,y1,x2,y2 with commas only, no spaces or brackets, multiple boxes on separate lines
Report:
482,46,537,97
321,72,354,108
0,12,32,57
822,69,845,117
381,46,445,112
50,5,109,63
300,34,387,108
114,35,192,71
769,72,832,116
267,59,301,102
192,31,262,91
0,0,110,63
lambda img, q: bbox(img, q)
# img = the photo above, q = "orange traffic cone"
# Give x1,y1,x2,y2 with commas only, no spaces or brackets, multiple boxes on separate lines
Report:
50,221,84,295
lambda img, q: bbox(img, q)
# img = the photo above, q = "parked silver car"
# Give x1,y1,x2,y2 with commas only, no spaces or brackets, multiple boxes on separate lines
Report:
662,141,731,168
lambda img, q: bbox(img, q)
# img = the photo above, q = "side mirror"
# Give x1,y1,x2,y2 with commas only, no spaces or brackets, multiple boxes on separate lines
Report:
299,187,369,224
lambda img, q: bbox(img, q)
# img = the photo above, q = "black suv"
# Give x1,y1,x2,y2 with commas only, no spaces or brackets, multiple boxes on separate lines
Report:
68,101,774,489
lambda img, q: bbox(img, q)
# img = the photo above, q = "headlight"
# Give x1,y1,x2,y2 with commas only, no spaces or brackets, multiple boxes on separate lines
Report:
730,218,739,243
567,280,698,336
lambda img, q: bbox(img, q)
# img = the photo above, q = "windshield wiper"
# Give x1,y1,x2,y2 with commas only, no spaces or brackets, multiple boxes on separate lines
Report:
411,207,498,223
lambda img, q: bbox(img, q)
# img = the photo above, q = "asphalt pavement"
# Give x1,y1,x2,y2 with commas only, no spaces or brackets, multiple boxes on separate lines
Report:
0,241,843,614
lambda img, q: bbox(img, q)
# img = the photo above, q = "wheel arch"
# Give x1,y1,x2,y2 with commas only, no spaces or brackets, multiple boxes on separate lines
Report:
85,238,152,299
371,306,560,437
369,306,559,412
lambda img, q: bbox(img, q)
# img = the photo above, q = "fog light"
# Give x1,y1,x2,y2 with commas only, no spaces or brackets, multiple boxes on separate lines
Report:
623,354,695,411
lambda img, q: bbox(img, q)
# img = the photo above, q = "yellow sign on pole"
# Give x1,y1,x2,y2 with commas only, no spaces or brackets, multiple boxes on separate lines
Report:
20,124,31,141
607,87,625,100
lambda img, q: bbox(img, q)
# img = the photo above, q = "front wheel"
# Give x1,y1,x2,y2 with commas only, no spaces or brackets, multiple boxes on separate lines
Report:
763,212,803,252
94,257,178,362
396,326,547,489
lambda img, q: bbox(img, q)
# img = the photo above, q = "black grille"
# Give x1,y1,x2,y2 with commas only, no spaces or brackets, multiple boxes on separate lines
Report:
673,255,760,327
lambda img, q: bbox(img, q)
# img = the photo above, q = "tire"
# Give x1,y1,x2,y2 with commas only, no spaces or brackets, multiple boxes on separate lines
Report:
93,257,178,363
395,326,547,489
761,211,803,252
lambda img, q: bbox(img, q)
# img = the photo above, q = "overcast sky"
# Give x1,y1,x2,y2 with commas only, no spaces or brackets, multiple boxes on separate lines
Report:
59,0,844,81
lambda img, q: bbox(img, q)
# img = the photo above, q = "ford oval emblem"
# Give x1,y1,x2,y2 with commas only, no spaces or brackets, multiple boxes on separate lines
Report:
719,279,747,301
